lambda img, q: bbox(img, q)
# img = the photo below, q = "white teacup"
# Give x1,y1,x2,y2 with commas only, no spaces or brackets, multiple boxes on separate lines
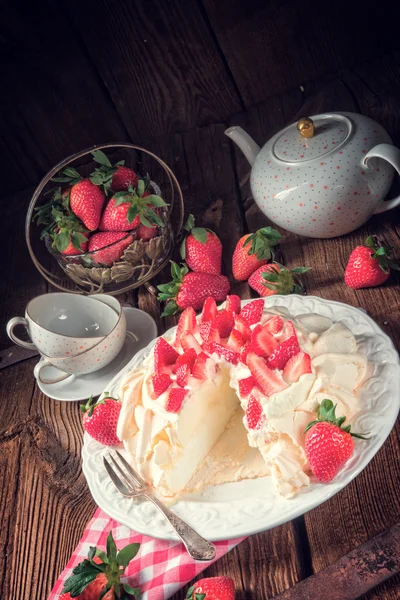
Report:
33,301,127,385
6,293,119,357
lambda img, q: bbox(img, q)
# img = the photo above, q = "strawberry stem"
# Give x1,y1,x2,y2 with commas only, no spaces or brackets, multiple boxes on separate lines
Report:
262,263,310,295
157,261,189,316
364,236,399,273
304,399,369,439
61,531,141,599
243,226,281,260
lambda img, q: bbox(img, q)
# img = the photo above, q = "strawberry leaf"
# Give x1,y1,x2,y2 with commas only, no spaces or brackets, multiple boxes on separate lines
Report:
180,237,187,260
106,531,117,563
61,560,103,596
52,175,76,183
186,584,195,599
171,261,182,280
139,214,153,227
142,209,164,227
290,267,311,274
91,149,112,167
137,179,145,197
95,548,109,564
191,227,208,244
71,232,87,251
304,399,369,438
127,204,139,224
245,226,281,260
114,191,131,200
183,214,195,232
161,300,179,316
145,194,167,208
56,229,70,252
117,543,141,567
123,583,141,597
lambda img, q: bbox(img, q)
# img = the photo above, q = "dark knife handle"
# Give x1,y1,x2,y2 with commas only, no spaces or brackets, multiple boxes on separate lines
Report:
0,345,39,369
273,523,400,600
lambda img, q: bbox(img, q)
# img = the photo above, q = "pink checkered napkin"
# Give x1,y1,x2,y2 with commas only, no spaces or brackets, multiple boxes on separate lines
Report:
48,508,245,600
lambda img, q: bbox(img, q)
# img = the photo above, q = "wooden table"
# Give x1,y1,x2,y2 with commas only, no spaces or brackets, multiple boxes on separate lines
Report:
1,69,400,600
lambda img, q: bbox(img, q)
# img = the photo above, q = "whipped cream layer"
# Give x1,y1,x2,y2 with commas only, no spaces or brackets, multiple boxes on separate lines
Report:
117,307,368,500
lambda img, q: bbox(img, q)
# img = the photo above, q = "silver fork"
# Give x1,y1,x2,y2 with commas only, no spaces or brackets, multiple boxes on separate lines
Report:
103,450,216,561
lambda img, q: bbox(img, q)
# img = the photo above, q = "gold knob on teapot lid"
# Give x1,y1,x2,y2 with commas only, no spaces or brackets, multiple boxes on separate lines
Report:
297,117,315,138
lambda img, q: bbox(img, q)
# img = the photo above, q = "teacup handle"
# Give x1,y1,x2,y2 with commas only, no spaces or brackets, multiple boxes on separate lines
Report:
363,144,400,214
34,359,76,386
6,317,36,350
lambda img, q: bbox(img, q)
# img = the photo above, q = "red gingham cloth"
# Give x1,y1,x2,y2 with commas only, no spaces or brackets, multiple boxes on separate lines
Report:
48,508,245,599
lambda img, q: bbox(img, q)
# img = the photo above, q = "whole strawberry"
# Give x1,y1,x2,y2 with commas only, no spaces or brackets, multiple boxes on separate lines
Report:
51,166,105,230
88,231,133,266
232,227,281,281
99,179,167,231
186,576,235,600
69,179,106,230
180,214,222,275
344,236,399,289
248,263,310,296
60,232,89,256
305,399,368,483
112,165,139,192
89,150,138,195
60,531,140,599
157,262,230,315
137,223,158,240
34,186,90,255
81,395,121,446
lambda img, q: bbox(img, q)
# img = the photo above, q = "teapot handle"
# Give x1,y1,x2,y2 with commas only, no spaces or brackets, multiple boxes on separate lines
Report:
363,144,400,214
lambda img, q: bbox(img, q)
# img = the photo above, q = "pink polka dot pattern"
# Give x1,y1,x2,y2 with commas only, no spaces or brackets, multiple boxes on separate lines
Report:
250,112,395,238
38,316,127,376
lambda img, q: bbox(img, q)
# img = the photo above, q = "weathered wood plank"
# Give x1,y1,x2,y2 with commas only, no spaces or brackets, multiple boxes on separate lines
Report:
0,0,128,196
63,0,243,142
203,0,400,105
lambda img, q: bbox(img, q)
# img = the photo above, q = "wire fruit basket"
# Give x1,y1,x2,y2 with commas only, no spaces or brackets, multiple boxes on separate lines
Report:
26,143,184,295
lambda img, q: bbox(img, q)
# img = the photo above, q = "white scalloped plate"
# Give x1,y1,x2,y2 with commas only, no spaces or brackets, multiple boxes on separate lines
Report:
82,296,400,541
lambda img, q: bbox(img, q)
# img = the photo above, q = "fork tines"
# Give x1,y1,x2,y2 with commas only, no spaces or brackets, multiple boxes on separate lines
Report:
103,450,146,495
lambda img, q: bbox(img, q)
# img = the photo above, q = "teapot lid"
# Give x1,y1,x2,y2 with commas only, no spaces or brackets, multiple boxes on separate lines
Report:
273,114,352,163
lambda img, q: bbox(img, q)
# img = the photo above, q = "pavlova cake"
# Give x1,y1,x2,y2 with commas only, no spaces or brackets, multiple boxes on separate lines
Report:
116,296,368,499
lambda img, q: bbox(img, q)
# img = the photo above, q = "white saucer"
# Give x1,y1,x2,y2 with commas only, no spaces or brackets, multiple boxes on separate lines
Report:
36,307,157,402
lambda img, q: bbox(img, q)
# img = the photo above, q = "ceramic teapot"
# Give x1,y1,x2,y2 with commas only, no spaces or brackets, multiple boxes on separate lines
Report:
226,112,400,238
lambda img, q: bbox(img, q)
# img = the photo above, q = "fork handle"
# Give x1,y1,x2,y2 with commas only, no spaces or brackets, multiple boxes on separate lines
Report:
144,493,216,561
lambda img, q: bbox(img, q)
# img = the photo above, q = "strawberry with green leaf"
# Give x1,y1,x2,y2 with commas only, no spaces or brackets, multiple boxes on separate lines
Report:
180,214,222,275
52,167,106,231
89,149,139,195
81,394,122,446
99,178,167,231
344,236,400,289
305,399,368,482
232,227,281,281
34,187,89,255
248,263,310,296
186,576,235,600
59,531,140,599
157,262,230,316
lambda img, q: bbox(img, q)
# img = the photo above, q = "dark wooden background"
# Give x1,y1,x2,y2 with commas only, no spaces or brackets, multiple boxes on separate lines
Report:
1,1,400,599
1,0,400,198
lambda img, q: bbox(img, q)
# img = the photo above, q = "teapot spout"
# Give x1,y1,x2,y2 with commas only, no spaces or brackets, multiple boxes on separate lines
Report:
225,126,260,166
